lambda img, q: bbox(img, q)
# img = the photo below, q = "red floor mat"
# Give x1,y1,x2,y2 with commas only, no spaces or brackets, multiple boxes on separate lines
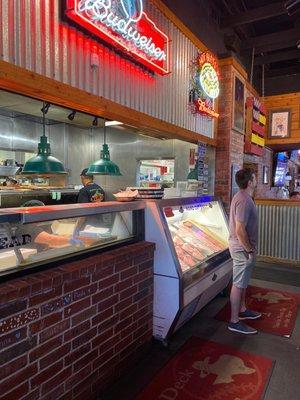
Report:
137,337,274,400
216,285,300,337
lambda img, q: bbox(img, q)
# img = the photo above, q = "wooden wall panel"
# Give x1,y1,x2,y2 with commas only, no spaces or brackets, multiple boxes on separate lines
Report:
263,92,300,147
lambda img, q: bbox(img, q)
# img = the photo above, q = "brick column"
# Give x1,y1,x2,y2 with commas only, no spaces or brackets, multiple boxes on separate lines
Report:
215,60,246,212
215,57,274,208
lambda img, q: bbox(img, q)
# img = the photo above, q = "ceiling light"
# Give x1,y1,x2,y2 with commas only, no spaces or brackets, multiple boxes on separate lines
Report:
22,101,66,175
87,119,122,176
92,117,98,126
68,110,76,121
105,120,124,127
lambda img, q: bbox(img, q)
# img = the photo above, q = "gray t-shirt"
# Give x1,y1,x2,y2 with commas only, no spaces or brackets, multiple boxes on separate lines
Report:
229,191,258,252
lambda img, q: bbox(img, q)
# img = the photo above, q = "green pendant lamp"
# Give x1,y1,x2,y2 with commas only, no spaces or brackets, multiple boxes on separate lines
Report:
87,119,122,176
22,102,66,175
187,166,198,180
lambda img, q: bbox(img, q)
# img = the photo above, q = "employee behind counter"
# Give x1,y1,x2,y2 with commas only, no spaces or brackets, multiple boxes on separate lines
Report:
1,171,106,250
78,169,105,203
76,169,112,235
13,170,106,251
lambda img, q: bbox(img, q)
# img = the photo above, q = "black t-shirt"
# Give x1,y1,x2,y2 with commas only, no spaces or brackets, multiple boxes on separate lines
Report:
77,183,105,203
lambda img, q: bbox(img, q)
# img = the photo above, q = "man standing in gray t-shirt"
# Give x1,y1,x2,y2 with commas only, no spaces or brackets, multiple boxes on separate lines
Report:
228,168,261,335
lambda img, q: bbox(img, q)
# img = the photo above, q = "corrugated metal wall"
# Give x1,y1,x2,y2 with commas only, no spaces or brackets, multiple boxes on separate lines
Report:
0,0,213,137
257,204,300,261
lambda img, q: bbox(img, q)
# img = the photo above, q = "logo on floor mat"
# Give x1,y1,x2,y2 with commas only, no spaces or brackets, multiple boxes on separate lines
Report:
193,354,256,385
251,292,292,304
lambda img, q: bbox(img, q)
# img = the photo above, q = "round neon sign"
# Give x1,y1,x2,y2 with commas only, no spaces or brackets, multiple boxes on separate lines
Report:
189,51,220,118
199,62,220,99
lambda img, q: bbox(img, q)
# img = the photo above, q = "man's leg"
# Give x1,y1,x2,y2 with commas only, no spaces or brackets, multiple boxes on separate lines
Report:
240,288,247,313
228,252,258,334
230,284,243,323
238,256,261,320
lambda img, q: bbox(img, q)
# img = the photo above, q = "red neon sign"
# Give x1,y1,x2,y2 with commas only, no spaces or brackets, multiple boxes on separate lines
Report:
65,0,170,75
195,99,219,119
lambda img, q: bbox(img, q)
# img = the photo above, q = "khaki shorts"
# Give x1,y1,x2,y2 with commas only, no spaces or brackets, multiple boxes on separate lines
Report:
230,250,256,289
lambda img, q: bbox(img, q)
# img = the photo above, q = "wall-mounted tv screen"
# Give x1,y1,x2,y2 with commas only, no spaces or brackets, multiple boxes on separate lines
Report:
273,152,288,187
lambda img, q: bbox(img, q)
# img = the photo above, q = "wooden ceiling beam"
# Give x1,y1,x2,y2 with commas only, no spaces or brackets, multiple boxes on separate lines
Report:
254,49,300,65
243,28,300,49
242,38,298,54
220,2,287,29
265,65,300,78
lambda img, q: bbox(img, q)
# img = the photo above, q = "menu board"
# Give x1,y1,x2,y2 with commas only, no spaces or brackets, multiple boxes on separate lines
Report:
197,142,209,195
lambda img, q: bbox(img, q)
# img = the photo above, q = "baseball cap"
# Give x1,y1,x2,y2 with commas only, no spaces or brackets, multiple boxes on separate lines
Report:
80,168,89,176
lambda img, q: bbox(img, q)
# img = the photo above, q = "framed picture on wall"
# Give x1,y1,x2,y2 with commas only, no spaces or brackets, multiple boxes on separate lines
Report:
233,75,245,134
269,109,291,138
263,166,269,184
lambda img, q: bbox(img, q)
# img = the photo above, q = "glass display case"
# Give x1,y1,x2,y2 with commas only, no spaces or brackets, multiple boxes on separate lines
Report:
0,202,144,279
145,196,232,342
163,200,229,287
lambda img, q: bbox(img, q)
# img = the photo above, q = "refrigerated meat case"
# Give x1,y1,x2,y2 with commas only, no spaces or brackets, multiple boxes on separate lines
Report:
0,201,145,280
145,196,232,343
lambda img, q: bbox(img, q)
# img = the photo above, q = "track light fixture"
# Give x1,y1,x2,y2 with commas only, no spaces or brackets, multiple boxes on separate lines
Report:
68,110,76,121
40,102,50,114
92,117,98,126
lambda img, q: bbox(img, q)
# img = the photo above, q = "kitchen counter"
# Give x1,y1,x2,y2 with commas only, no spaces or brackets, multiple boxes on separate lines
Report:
0,188,79,194
256,198,300,206
0,188,79,208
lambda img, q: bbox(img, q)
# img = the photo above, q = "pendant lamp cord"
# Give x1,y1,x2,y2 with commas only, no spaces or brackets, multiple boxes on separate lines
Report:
103,118,106,144
250,47,255,85
42,100,46,137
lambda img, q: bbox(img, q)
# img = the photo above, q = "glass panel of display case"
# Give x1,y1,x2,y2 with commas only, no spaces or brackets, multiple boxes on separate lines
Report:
163,200,229,275
0,211,133,273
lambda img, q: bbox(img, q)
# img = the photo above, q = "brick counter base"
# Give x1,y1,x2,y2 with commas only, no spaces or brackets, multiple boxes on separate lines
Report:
0,241,155,400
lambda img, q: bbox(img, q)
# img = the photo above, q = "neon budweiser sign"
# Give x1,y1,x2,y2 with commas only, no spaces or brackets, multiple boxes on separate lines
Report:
65,0,170,75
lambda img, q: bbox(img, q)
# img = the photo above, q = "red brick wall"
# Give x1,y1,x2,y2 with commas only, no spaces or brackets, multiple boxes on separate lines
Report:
215,64,244,211
215,64,233,210
0,241,155,400
231,131,245,167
